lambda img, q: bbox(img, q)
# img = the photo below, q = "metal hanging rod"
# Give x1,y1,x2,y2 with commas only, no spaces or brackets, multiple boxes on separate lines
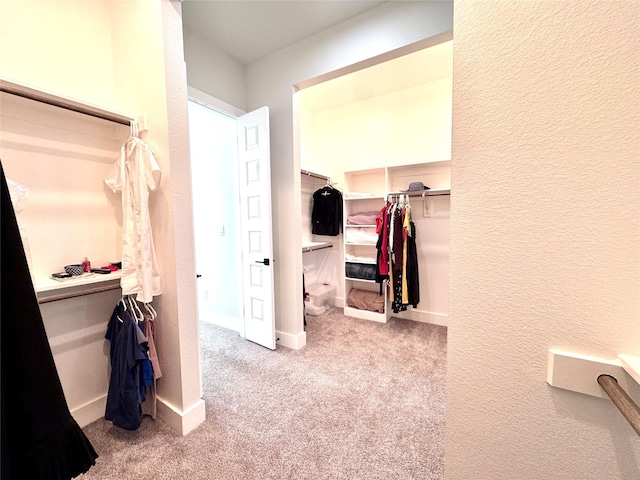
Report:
301,169,330,182
387,189,450,199
38,283,121,304
597,374,640,435
1,79,133,126
302,243,332,253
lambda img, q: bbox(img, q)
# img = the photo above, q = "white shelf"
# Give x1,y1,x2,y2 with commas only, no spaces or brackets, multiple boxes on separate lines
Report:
345,242,376,246
345,224,376,228
1,78,133,126
36,271,122,304
387,188,450,197
36,270,122,292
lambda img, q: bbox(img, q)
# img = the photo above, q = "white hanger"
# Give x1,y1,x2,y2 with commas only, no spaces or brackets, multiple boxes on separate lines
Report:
130,119,139,138
144,302,157,321
123,295,142,323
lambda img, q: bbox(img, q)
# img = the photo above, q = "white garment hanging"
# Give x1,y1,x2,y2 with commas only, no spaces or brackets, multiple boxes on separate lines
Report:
105,136,162,303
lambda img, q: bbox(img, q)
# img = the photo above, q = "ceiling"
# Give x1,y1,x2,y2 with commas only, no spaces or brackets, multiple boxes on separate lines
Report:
181,1,453,112
181,1,388,65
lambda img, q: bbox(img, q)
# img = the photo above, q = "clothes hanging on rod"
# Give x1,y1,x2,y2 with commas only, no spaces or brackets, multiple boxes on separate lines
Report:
311,184,343,236
104,296,159,430
105,128,162,303
140,302,161,419
375,199,420,313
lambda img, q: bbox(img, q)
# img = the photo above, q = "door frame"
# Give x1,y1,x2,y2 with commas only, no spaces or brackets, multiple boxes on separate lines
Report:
187,86,246,337
291,33,454,338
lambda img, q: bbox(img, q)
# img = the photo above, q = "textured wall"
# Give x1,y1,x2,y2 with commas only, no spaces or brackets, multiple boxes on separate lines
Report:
447,1,640,479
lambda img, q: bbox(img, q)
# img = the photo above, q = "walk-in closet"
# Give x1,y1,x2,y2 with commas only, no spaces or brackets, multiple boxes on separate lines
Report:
298,38,452,328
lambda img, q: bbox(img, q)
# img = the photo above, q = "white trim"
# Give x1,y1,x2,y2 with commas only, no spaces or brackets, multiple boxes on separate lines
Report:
70,394,107,428
392,309,449,327
276,329,307,350
156,396,206,436
187,85,246,118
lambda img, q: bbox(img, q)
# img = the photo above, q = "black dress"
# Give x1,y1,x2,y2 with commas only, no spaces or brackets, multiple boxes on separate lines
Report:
1,161,98,479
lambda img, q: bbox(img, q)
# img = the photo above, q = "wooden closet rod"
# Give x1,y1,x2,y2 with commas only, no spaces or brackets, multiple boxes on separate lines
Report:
597,374,640,435
1,79,132,126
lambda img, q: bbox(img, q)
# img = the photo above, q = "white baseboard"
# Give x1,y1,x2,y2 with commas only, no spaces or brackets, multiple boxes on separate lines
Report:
70,393,207,436
156,396,206,436
276,329,307,350
70,394,107,428
391,309,448,327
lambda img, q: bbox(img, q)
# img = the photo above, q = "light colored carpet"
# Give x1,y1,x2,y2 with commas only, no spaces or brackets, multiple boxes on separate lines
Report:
79,307,447,479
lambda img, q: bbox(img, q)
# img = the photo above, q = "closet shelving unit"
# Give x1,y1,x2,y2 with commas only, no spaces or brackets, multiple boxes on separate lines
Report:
343,161,451,323
343,168,389,322
0,79,134,304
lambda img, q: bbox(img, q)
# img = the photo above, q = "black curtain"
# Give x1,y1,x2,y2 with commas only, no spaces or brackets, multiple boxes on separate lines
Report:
1,161,98,479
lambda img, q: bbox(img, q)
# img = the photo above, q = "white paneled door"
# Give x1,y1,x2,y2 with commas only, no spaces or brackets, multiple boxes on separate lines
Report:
237,107,276,350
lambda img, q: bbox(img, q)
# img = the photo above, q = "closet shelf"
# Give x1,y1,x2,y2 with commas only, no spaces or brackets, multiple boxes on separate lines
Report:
0,79,133,126
387,188,450,198
346,224,376,228
36,271,122,303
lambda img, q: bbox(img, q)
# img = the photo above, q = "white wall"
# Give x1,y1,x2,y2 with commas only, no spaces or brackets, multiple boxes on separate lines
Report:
447,1,640,479
245,1,454,344
0,1,116,109
303,77,452,176
0,0,204,435
183,28,247,111
188,101,242,327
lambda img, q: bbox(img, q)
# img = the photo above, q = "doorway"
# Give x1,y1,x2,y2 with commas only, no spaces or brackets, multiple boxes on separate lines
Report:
294,38,453,333
188,99,242,332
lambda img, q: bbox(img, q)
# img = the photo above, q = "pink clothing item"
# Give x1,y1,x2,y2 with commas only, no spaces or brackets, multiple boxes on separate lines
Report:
375,203,391,276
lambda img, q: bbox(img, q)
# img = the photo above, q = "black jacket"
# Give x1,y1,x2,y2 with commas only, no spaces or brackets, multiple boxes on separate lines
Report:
312,186,343,236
